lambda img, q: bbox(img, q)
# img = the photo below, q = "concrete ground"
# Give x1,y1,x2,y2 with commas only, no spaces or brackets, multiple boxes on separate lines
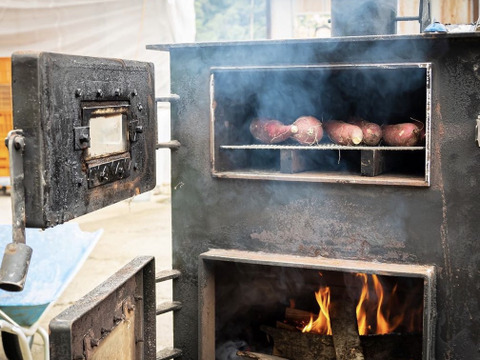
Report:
0,187,173,359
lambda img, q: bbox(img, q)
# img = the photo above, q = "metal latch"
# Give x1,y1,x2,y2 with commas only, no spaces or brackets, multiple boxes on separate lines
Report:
0,130,33,292
74,126,90,150
476,116,480,147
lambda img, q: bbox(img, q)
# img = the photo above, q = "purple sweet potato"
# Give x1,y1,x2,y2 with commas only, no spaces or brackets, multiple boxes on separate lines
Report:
249,118,292,144
290,116,324,145
324,120,363,145
349,117,382,146
382,122,422,146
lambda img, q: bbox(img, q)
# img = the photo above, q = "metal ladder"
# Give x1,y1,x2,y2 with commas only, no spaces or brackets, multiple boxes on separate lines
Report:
155,269,183,360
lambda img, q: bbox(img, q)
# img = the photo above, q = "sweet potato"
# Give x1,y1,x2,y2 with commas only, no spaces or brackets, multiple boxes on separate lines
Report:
249,118,292,144
324,120,363,145
290,116,323,145
349,117,382,146
382,122,422,146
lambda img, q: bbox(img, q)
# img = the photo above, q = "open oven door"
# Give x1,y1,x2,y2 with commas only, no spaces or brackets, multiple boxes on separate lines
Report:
3,52,182,359
49,256,182,360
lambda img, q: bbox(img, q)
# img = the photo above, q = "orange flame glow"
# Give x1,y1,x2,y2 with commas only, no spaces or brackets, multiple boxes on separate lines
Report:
302,286,332,335
356,274,405,335
300,273,420,336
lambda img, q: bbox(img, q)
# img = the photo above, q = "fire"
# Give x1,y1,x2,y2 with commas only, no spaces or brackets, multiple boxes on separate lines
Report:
300,273,419,336
356,273,405,335
302,286,332,335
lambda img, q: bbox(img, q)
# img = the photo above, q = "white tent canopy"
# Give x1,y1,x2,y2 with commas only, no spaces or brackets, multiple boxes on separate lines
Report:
0,0,196,185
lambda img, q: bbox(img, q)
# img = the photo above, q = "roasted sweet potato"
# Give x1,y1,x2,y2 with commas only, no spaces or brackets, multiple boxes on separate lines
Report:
324,120,363,145
290,116,323,145
382,122,422,146
349,117,382,146
249,118,292,144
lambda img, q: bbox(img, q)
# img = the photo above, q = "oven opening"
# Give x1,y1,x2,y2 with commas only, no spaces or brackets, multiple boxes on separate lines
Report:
200,250,435,360
211,63,431,186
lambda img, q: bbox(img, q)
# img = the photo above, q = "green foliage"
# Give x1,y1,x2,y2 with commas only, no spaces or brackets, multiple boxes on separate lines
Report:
195,0,267,41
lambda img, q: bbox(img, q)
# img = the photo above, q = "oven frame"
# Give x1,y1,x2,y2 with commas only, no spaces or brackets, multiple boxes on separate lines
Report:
199,249,436,360
209,62,432,187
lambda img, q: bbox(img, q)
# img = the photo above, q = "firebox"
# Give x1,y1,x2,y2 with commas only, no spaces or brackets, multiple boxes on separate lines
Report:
199,250,435,360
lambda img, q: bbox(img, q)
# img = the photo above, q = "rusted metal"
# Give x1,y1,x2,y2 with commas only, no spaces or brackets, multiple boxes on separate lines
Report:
49,256,156,360
155,269,181,282
156,348,182,360
154,33,479,359
156,140,181,150
199,249,436,359
156,301,182,315
11,52,157,228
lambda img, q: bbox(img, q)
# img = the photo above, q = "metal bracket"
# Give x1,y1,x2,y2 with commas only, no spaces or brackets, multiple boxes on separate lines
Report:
0,130,33,292
74,126,90,150
129,120,143,143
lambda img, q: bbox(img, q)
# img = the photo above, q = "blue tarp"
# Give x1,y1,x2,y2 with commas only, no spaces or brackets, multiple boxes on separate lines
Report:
0,223,101,326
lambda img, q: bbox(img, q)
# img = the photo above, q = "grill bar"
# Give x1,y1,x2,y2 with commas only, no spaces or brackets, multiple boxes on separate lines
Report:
220,144,425,151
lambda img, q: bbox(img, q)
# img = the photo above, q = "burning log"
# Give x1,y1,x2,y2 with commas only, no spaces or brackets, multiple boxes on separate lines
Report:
329,279,365,360
261,325,336,360
237,350,290,360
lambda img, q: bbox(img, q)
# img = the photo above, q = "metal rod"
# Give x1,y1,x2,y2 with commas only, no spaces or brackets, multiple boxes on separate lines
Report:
155,94,180,103
156,140,181,150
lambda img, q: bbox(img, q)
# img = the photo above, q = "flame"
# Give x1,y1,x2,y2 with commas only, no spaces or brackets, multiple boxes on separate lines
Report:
356,274,406,335
300,273,421,337
355,273,369,335
302,286,332,335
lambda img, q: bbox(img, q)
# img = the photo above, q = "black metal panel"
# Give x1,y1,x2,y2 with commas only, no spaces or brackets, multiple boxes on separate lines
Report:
11,52,157,228
152,34,480,359
49,256,156,360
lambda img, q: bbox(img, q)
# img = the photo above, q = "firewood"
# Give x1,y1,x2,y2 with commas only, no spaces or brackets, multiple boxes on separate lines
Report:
275,321,297,332
261,325,336,360
329,274,365,360
284,307,313,323
236,350,290,359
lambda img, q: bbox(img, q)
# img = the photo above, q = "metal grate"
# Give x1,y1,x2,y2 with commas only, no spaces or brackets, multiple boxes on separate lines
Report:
220,144,425,151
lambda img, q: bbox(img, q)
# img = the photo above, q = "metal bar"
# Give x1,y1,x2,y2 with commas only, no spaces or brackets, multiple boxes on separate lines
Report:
156,348,182,360
155,94,180,103
210,62,431,72
156,301,182,315
200,249,436,278
220,144,425,151
155,269,181,282
395,16,421,22
7,130,26,244
156,140,181,150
